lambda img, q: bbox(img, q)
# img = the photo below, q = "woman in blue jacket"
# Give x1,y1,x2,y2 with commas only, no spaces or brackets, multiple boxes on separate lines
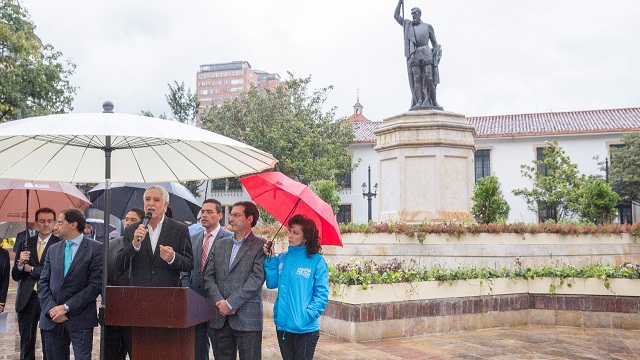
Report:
263,214,329,360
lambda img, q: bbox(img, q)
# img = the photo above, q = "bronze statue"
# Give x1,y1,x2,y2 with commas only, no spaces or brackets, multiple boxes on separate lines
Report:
394,0,442,110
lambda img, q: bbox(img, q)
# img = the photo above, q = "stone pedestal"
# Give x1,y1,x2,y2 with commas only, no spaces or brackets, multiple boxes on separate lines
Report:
374,110,475,223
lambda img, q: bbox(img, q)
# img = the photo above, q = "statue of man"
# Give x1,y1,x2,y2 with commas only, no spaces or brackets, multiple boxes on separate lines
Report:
394,0,442,110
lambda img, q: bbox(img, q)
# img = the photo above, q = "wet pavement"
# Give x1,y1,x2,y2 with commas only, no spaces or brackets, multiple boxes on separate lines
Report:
1,282,639,359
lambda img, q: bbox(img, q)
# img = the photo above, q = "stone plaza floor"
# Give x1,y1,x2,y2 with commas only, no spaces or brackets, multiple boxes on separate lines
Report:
1,282,639,359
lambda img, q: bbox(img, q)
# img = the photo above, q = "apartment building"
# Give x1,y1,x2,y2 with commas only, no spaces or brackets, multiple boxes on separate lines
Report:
195,61,282,112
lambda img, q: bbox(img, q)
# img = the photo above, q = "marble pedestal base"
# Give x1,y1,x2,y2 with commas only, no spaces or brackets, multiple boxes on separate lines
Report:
374,110,476,223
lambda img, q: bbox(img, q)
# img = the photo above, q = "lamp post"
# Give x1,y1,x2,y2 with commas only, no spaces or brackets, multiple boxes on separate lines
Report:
361,165,378,222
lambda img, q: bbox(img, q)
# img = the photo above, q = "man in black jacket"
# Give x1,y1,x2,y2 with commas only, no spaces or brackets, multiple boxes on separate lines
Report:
12,207,60,360
104,207,144,360
116,185,194,287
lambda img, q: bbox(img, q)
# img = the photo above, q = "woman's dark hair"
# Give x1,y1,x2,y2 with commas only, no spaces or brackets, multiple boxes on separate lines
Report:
288,214,322,257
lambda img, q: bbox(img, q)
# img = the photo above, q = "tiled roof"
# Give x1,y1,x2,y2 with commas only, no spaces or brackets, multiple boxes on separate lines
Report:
469,107,640,138
348,113,370,122
351,120,380,143
350,108,640,142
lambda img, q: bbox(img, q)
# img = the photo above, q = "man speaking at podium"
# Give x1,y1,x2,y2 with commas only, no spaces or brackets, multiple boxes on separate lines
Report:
116,185,194,287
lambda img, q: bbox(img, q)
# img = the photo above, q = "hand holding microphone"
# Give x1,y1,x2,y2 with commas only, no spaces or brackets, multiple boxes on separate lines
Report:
134,212,152,246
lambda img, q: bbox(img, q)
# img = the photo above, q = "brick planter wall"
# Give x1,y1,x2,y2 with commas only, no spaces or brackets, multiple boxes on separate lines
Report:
263,287,640,342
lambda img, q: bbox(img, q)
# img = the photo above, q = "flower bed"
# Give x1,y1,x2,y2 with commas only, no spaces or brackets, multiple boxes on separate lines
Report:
329,258,640,293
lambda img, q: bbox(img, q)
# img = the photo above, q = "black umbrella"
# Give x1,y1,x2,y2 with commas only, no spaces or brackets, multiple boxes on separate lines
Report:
88,182,202,223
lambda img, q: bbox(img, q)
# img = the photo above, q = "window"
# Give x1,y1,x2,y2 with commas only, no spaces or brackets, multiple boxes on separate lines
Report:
336,171,352,189
228,178,242,191
535,146,555,222
609,143,631,224
536,147,549,176
538,202,557,223
336,205,352,224
209,177,243,192
474,149,491,181
609,144,625,164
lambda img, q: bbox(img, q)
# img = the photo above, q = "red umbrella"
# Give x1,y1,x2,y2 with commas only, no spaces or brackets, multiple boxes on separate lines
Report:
239,172,343,246
0,180,91,222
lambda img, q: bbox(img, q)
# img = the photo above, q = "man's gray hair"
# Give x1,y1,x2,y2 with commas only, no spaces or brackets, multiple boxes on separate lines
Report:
145,185,170,203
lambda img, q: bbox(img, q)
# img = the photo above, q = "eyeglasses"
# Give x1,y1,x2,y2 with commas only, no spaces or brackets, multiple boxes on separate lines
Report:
229,213,244,218
37,219,55,224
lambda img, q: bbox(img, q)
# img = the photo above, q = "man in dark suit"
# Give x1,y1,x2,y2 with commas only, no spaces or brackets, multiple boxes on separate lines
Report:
185,199,232,360
105,207,144,360
116,185,193,287
13,221,37,253
38,209,103,360
204,201,266,360
11,207,60,360
0,247,8,315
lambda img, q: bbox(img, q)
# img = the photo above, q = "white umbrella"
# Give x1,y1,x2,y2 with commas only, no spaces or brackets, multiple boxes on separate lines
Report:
0,111,277,183
0,103,278,359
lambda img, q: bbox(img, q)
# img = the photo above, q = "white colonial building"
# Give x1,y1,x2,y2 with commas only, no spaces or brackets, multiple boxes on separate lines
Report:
198,103,640,225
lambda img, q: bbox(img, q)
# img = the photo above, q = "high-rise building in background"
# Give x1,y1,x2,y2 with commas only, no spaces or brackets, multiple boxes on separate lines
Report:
195,61,282,113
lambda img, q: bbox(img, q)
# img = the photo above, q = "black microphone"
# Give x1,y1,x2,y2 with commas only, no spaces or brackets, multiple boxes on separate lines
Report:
137,212,152,242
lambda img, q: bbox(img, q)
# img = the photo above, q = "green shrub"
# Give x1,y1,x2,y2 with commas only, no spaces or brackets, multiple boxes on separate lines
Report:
578,180,619,225
472,176,510,224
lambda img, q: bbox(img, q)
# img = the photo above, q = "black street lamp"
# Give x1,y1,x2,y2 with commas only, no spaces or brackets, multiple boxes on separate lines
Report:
361,165,378,222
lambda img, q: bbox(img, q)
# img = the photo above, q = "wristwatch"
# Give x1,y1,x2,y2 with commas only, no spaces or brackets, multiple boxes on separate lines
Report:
64,304,69,313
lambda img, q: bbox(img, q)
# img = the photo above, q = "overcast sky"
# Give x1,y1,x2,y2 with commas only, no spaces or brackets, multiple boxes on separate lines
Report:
22,0,640,121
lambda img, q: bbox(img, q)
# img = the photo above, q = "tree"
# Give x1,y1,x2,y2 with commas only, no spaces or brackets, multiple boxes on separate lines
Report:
140,81,198,122
310,179,341,214
471,176,510,224
164,80,199,125
201,74,354,185
577,179,618,224
513,141,585,222
609,132,640,206
0,0,77,122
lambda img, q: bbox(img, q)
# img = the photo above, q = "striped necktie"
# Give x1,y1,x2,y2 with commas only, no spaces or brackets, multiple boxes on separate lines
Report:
201,233,212,275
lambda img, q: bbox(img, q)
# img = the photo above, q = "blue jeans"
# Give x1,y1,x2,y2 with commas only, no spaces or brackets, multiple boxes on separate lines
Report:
277,330,320,360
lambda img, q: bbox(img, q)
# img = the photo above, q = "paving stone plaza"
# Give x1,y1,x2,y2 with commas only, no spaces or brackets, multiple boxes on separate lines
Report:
1,282,639,359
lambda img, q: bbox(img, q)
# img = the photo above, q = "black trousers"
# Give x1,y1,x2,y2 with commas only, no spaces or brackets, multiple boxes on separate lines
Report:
194,322,216,360
211,317,261,360
17,290,47,360
277,330,320,360
42,324,93,360
104,325,131,360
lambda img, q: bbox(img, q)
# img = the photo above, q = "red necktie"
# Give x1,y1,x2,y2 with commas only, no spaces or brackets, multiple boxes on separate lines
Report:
201,233,212,274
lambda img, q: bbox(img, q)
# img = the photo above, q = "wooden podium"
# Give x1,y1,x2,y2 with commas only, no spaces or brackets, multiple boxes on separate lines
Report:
105,286,218,360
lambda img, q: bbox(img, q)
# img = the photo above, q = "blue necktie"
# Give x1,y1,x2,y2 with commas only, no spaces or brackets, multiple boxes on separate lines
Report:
64,242,74,276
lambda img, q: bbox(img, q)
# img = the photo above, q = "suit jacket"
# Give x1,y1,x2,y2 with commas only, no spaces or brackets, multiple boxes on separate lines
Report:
13,230,38,253
107,236,129,286
183,227,233,297
203,232,266,331
116,217,194,287
11,234,62,312
0,248,9,305
38,237,103,331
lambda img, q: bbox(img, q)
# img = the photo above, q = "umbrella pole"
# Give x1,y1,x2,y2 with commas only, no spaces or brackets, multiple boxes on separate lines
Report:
269,198,301,242
23,189,29,250
99,135,112,360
